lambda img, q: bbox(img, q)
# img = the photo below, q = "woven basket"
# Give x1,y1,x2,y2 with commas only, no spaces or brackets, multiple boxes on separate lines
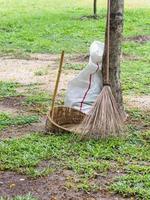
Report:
45,106,86,134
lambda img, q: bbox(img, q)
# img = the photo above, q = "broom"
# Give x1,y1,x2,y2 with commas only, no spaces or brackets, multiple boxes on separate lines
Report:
78,0,125,139
49,50,64,120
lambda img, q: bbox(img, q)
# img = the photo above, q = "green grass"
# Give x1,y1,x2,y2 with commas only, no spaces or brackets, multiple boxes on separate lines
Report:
0,112,39,131
125,164,150,175
34,69,48,76
68,158,110,178
64,63,84,70
0,109,149,198
0,1,149,95
110,174,150,199
121,40,150,95
23,91,52,114
0,1,149,199
126,109,150,133
122,60,150,95
23,88,64,114
24,92,51,106
0,130,150,197
123,42,150,60
0,194,37,200
0,81,21,99
0,0,149,54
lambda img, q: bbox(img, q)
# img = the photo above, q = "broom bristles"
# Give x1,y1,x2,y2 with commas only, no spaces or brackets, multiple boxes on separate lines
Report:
77,86,125,139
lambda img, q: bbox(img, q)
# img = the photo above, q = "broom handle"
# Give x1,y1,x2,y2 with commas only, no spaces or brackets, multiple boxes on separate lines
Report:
106,0,110,84
51,51,64,119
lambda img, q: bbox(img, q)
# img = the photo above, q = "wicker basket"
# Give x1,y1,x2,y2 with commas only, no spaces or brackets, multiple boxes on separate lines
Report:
45,52,86,134
45,106,86,134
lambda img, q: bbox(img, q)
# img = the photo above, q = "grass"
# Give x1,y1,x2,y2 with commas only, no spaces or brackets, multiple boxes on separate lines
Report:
23,91,52,114
110,174,150,199
0,1,150,199
0,81,59,115
122,60,150,95
0,81,21,99
126,109,150,133
123,41,150,60
0,194,37,200
125,164,150,174
0,112,39,131
0,1,149,95
24,92,51,106
0,129,150,197
34,69,48,76
64,63,84,70
0,1,149,55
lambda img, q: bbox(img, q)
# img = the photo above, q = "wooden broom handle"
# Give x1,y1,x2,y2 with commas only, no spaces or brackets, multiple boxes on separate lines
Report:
106,0,110,84
51,51,64,118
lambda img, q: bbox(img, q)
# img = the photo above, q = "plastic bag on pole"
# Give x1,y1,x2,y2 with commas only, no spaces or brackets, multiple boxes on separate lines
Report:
64,41,104,113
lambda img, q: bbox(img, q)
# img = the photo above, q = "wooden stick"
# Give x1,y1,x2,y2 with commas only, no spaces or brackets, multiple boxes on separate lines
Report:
102,0,110,85
51,51,64,119
106,0,110,84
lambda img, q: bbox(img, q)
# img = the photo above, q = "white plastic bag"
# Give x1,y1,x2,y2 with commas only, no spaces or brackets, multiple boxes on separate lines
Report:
64,41,104,113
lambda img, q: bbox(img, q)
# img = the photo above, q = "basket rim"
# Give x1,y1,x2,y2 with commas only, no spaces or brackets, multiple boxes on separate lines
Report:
48,106,86,112
47,106,86,132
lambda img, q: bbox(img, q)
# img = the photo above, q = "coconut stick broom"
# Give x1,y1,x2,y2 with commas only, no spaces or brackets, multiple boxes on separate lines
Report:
45,51,64,132
78,0,125,139
47,51,64,121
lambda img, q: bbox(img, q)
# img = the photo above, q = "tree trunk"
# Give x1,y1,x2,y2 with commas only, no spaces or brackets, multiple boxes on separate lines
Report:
93,0,97,16
102,0,124,112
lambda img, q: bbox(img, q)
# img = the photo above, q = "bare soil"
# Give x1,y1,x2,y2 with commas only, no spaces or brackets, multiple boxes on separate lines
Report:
0,54,84,92
0,96,25,110
0,171,127,200
0,119,45,140
125,35,150,43
0,53,149,110
122,53,141,61
124,95,150,111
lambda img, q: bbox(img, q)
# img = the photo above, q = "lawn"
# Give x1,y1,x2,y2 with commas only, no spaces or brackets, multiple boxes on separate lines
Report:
0,0,150,199
0,0,149,54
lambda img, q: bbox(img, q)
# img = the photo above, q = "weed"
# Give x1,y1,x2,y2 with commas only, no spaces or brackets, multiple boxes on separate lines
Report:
24,92,51,106
64,63,84,70
0,193,37,200
122,60,150,95
19,166,54,178
125,164,150,175
110,174,150,199
0,130,149,197
67,158,110,178
0,112,39,131
0,81,20,99
34,69,48,76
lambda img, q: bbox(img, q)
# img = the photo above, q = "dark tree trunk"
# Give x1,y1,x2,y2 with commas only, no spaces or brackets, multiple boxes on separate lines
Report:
93,0,97,16
102,0,124,112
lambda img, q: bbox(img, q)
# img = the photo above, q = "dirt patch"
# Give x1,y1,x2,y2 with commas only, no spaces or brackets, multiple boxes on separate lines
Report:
0,96,46,140
80,15,100,20
29,53,59,62
125,114,149,131
0,54,82,93
0,96,25,110
65,54,88,63
29,53,87,63
0,117,45,140
122,53,141,61
0,56,57,85
0,105,19,116
125,35,150,43
124,95,150,111
0,171,127,200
